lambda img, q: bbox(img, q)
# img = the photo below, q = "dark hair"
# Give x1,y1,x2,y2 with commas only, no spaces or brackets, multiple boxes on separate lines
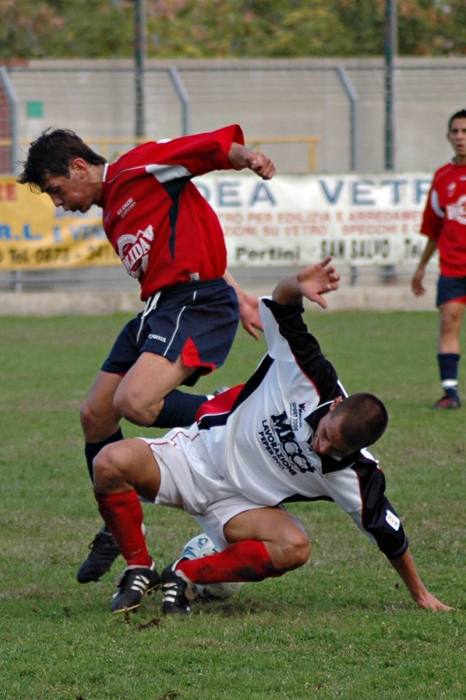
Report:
333,392,388,450
18,128,106,193
448,110,466,131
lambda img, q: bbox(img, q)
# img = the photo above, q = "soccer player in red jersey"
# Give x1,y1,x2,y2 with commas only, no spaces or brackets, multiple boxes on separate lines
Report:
412,109,466,409
19,125,275,580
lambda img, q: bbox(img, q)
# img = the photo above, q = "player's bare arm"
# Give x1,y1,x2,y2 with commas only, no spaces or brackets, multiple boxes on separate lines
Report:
389,548,451,611
228,142,276,180
411,238,438,297
272,257,340,308
223,270,262,340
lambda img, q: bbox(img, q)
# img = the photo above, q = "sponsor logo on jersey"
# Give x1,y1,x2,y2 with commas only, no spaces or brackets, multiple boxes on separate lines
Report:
385,509,400,531
117,197,137,218
446,194,466,225
259,410,318,476
117,224,155,278
148,333,166,343
289,402,306,431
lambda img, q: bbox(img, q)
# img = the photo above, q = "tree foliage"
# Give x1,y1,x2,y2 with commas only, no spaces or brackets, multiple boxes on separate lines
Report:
1,0,465,60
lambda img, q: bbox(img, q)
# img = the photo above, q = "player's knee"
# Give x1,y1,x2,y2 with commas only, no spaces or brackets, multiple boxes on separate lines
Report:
80,398,113,438
287,536,311,570
93,443,126,492
80,399,96,432
274,532,311,572
113,393,160,427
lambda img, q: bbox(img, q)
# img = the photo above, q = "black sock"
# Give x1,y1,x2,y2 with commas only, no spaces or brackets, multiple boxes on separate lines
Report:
437,353,460,397
84,427,124,483
152,389,208,428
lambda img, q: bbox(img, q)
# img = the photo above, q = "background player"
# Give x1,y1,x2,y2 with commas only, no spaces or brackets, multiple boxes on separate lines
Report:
412,108,466,408
18,125,275,582
91,258,450,615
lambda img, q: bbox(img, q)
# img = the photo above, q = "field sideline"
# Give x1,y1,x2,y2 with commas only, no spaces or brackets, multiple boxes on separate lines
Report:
0,311,464,700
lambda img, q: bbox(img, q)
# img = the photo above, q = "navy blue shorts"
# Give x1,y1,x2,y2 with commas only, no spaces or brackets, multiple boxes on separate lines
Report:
436,275,466,307
101,278,239,386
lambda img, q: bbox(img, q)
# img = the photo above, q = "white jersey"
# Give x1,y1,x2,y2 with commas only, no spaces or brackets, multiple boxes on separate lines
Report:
191,297,408,559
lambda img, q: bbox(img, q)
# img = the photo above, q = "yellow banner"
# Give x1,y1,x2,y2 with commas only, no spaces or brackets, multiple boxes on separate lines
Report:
0,176,120,270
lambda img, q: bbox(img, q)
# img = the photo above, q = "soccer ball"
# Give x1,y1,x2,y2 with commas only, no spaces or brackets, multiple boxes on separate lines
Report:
181,533,243,600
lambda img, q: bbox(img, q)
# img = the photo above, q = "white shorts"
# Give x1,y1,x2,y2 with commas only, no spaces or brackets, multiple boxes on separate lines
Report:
139,430,267,551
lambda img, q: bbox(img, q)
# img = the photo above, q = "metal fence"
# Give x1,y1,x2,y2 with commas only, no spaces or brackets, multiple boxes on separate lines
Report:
0,57,461,298
2,57,466,175
0,66,18,173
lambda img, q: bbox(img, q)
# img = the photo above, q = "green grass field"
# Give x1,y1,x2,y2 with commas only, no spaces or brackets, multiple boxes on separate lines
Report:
0,310,465,700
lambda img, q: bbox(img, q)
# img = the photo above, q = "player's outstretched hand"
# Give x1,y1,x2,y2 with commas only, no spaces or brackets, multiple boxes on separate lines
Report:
413,590,452,612
296,257,340,308
272,257,340,308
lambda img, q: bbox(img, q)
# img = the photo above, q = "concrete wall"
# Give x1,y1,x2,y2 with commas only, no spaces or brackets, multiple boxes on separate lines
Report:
0,266,437,316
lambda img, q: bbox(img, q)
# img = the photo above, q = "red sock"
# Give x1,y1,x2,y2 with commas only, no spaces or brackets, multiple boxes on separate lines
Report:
177,540,283,584
95,490,151,568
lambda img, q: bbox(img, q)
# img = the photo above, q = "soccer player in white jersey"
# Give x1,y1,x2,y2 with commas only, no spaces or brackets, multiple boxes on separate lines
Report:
92,258,451,615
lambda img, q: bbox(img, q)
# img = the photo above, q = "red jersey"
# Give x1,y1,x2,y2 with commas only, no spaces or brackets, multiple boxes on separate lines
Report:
421,160,466,277
100,125,244,300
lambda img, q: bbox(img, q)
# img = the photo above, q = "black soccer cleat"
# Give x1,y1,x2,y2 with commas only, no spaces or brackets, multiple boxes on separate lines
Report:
76,528,121,583
111,562,160,613
161,560,195,615
432,394,461,409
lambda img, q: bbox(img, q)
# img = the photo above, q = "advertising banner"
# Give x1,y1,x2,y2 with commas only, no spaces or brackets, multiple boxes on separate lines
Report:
0,176,118,271
196,171,433,268
0,172,432,271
